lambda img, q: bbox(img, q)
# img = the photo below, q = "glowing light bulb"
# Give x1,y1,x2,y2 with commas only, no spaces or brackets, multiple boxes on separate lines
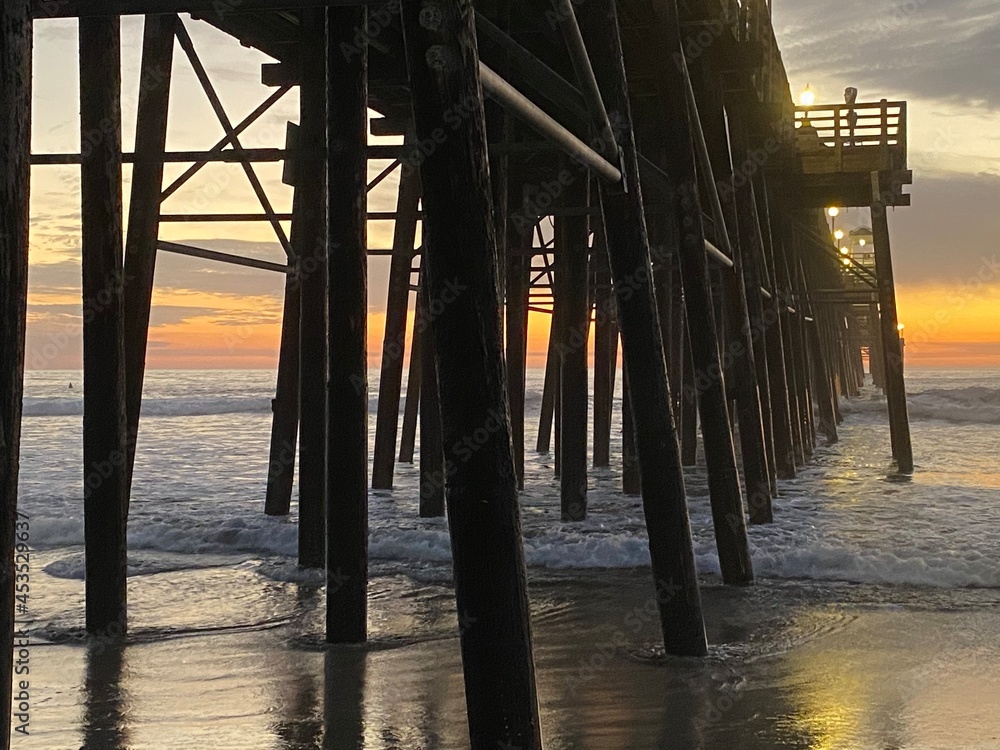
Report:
827,207,840,217
834,229,844,240
859,239,866,246
897,323,905,332
841,257,851,266
839,246,850,255
799,84,817,106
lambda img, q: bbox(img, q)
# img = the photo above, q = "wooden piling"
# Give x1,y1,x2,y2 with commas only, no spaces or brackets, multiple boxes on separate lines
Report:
556,177,590,521
398,320,421,463
592,230,616,468
325,5,369,643
505,210,531,489
580,0,708,655
264,209,300,515
871,172,914,473
400,1,542,743
680,319,699,466
868,301,884,388
80,12,129,635
123,14,176,496
620,373,641,495
0,0,32,742
418,278,445,518
536,306,559,454
296,6,328,570
372,165,420,489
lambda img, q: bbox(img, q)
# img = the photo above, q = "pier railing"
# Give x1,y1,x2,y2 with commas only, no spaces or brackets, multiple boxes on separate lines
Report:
794,100,908,173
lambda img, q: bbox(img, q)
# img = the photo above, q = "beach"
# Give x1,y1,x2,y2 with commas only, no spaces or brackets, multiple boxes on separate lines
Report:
13,367,1000,749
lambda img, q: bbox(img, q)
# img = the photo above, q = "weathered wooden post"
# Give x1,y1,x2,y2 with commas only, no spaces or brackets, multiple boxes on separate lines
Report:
1,1,32,742
592,228,616,468
580,0,708,655
80,11,129,635
372,165,420,489
325,5,369,643
537,302,560,455
264,191,300,515
123,14,176,496
620,374,641,495
868,301,884,388
871,172,914,473
506,205,532,489
557,178,590,521
679,320,699,466
297,7,329,569
418,274,445,518
400,2,542,744
398,321,421,463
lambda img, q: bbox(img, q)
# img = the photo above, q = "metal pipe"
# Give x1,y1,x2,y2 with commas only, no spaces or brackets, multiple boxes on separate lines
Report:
704,239,734,268
552,0,618,159
478,62,622,184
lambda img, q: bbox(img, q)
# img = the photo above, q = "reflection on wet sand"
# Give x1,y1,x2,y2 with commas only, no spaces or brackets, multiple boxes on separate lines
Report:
81,638,131,750
323,649,365,750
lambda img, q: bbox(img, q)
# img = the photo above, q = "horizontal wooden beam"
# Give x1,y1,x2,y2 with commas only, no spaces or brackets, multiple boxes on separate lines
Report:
33,148,292,164
157,240,289,272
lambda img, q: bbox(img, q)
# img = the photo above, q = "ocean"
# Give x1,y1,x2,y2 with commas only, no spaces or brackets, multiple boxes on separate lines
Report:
13,367,1000,749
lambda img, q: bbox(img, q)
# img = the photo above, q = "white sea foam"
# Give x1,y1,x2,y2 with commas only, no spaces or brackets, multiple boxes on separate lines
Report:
840,386,1000,424
17,369,1000,593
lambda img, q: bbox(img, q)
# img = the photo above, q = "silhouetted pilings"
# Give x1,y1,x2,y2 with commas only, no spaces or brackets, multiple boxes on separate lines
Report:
5,0,919,744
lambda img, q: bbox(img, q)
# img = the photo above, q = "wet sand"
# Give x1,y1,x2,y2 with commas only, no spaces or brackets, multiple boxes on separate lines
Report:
18,566,1000,749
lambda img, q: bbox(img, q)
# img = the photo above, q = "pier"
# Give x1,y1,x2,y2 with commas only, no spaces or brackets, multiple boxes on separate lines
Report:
1,0,914,746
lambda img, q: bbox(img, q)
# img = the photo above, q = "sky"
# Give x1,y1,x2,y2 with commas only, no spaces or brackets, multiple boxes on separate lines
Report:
25,1,1000,370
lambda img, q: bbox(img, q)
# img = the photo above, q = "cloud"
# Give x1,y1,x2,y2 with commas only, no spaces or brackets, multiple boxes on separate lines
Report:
774,0,1000,110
